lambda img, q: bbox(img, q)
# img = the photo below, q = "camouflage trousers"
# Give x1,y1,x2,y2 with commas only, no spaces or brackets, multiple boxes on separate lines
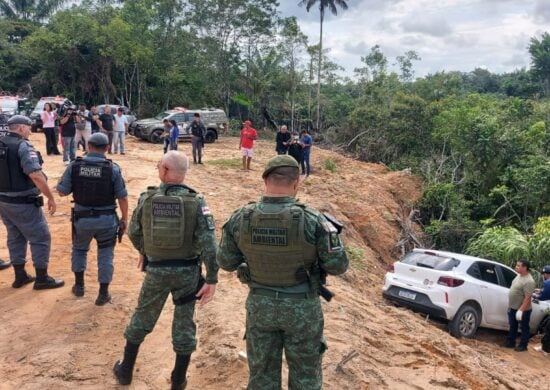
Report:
124,265,200,354
245,294,326,390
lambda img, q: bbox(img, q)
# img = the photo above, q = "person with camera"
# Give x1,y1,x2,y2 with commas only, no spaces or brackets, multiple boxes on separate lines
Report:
0,115,64,290
60,105,81,165
75,103,92,153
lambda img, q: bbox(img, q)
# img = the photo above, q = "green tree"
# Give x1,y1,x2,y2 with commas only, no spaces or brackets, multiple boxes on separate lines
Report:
299,0,348,131
0,0,65,21
529,32,550,96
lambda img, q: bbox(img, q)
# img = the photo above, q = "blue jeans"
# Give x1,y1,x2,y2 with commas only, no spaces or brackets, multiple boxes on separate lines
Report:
301,151,311,176
113,131,125,153
507,308,532,347
0,201,50,268
71,215,117,283
63,136,76,162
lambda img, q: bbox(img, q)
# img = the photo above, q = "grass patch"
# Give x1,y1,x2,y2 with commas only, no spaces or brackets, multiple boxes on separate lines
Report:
207,158,242,169
324,158,337,173
346,245,365,270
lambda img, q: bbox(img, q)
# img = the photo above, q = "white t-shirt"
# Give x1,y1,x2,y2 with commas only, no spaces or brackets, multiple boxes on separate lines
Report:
114,114,128,132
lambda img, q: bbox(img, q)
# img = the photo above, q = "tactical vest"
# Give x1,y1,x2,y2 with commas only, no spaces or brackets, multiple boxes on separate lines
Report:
0,134,37,192
71,157,116,207
238,202,318,286
190,123,203,137
142,185,199,260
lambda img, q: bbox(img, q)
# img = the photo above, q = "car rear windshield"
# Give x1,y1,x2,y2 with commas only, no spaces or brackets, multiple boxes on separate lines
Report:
401,252,460,271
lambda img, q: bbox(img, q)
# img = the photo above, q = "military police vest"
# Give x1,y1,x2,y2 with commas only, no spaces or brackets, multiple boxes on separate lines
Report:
0,134,38,192
71,157,116,207
142,185,199,260
238,202,317,286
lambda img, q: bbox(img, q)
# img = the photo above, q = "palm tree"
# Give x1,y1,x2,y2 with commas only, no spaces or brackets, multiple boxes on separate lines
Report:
0,0,65,21
299,0,348,132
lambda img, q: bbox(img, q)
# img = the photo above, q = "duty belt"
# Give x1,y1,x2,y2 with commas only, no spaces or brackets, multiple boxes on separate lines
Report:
0,195,43,206
250,287,315,300
73,209,116,219
147,256,200,268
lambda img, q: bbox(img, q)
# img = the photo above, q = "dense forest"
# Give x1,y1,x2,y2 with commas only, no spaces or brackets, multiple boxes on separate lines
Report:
1,0,550,270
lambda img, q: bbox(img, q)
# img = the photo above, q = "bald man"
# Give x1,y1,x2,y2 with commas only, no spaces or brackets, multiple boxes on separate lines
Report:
114,151,218,390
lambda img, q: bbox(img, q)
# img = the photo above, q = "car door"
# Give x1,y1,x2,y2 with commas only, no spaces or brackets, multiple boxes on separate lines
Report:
467,262,509,327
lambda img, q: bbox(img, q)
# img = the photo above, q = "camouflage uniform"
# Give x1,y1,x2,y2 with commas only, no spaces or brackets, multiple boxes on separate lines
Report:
124,183,218,354
218,196,348,390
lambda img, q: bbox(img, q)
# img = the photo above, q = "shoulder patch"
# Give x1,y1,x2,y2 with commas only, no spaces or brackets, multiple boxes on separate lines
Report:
201,206,211,215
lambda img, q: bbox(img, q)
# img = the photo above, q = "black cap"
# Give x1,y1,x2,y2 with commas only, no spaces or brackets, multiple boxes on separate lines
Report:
7,115,32,126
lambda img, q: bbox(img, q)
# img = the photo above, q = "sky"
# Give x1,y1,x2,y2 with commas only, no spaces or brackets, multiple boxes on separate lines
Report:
279,0,549,78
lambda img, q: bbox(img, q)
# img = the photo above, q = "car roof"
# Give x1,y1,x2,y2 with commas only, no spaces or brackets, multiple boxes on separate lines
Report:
411,248,514,270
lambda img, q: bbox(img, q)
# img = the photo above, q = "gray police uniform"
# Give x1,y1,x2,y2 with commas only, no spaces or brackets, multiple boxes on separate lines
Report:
57,153,127,283
0,131,50,269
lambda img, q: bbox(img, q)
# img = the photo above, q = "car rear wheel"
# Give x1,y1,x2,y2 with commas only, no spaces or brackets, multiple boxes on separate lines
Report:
204,129,216,143
149,128,163,144
449,304,480,338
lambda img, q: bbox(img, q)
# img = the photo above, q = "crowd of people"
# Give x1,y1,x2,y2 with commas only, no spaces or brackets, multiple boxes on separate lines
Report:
40,103,130,164
0,113,347,389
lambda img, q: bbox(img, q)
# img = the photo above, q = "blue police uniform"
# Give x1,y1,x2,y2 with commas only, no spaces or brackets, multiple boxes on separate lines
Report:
0,115,64,289
537,278,550,301
57,151,127,301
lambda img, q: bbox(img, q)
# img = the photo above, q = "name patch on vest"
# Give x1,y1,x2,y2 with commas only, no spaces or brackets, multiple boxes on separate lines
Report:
79,166,102,178
251,227,288,246
152,200,181,217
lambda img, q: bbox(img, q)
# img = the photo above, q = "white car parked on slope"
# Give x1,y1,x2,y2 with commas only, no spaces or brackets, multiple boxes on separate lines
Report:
383,248,550,338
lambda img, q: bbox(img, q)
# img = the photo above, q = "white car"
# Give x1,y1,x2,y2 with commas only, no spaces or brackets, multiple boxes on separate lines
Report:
383,248,550,338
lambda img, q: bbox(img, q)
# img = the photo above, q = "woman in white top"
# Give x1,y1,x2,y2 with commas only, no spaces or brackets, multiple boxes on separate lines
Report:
41,103,60,155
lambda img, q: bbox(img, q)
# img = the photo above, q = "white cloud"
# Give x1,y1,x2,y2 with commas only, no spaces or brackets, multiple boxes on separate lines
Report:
280,0,543,77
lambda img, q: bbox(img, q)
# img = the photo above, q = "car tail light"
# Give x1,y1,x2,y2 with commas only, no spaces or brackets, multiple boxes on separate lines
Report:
437,276,464,287
387,264,395,273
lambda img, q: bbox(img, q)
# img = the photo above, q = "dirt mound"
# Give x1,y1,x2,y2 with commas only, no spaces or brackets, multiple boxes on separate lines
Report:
0,135,546,389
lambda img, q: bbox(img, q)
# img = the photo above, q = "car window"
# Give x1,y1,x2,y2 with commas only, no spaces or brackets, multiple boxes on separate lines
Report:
400,252,460,271
467,263,482,279
472,262,499,285
498,266,517,288
171,113,186,122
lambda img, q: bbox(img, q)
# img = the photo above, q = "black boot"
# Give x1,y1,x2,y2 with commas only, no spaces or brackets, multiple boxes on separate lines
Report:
72,271,85,297
113,341,140,385
33,267,64,290
12,263,35,288
171,354,191,390
193,156,197,164
95,283,111,306
198,156,202,164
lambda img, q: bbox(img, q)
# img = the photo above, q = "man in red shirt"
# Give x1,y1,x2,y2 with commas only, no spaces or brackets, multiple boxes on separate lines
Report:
239,120,258,171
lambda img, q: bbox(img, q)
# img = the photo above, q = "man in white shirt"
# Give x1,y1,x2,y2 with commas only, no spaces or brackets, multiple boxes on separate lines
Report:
113,107,129,155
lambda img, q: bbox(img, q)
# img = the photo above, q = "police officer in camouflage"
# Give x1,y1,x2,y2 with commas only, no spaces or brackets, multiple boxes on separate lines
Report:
218,155,348,390
114,151,218,390
0,115,64,289
56,133,129,305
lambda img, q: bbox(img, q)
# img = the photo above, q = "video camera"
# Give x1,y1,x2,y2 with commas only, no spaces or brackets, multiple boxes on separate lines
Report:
57,101,77,117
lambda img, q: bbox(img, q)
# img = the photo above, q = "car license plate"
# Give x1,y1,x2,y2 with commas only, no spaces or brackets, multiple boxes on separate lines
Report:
398,290,416,300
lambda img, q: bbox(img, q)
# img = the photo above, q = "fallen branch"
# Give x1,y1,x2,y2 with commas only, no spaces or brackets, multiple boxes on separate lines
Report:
335,350,360,373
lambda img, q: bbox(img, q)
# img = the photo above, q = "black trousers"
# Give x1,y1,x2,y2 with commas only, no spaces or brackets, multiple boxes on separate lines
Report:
43,127,60,155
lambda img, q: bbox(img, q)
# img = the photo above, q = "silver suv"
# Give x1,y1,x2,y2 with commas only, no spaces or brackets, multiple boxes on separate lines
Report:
131,107,227,144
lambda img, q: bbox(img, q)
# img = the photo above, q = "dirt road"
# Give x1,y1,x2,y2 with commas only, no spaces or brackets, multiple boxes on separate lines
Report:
0,134,547,389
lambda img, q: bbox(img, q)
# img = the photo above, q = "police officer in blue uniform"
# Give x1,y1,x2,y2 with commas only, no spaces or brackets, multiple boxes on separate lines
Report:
0,115,64,289
57,132,128,305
